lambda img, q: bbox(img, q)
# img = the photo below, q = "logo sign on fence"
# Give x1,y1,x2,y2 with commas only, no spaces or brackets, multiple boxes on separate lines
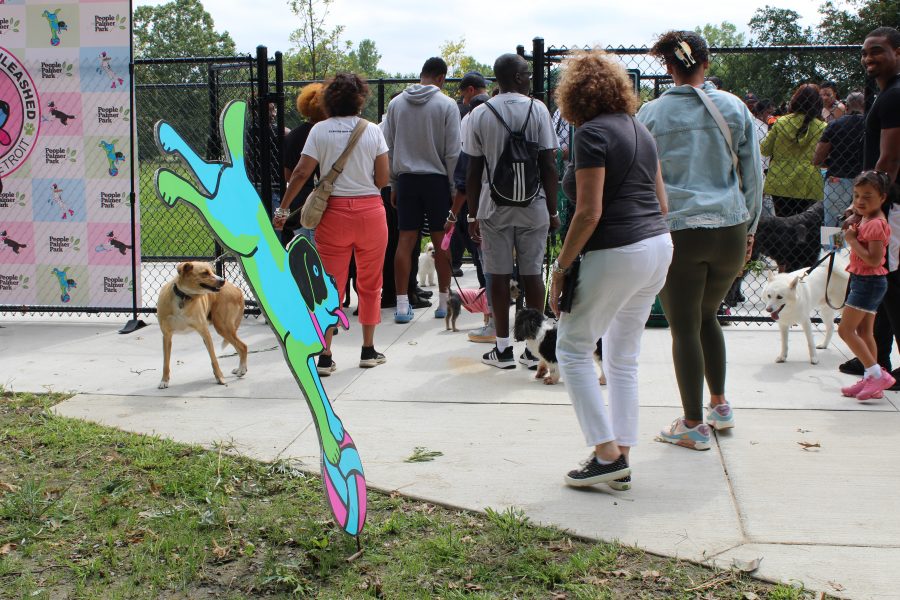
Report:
0,1,137,309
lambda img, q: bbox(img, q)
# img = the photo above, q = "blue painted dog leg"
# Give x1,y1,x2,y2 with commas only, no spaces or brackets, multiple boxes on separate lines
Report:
155,122,223,196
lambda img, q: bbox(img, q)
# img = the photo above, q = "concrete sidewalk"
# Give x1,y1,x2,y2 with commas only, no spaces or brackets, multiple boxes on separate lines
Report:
3,270,898,599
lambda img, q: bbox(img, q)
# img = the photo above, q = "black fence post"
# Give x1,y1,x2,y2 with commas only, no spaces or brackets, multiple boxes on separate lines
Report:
206,63,222,159
256,46,272,220
377,78,385,122
208,63,224,277
119,10,146,334
274,51,285,199
532,37,545,102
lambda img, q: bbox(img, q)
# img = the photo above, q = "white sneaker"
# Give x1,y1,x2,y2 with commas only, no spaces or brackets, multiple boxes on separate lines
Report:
468,322,496,343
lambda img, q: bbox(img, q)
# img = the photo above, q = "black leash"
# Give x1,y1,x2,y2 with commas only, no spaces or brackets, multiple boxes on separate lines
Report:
800,251,847,311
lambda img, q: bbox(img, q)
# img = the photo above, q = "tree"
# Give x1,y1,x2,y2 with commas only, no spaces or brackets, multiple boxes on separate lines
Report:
440,37,494,78
695,22,746,47
133,0,239,162
818,0,900,44
133,0,236,59
286,0,344,80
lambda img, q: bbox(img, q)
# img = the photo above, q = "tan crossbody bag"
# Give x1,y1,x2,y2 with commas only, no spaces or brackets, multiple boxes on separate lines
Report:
298,118,368,228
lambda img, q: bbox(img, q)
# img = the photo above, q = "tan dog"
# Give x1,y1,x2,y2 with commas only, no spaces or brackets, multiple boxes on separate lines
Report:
157,261,248,389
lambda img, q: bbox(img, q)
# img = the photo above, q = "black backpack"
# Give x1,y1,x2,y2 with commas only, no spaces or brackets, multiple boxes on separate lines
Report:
483,98,540,207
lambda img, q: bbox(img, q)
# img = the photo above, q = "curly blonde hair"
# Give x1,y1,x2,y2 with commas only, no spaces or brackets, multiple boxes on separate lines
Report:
555,49,638,126
296,83,326,123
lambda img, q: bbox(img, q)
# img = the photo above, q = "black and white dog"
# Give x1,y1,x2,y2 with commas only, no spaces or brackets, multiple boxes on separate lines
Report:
514,308,606,386
514,308,560,384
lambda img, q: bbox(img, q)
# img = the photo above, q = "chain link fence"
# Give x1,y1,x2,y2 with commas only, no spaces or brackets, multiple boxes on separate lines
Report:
134,55,275,317
534,42,866,323
5,43,870,323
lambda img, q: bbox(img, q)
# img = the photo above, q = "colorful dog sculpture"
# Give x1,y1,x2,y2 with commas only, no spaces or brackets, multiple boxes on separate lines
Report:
152,100,366,536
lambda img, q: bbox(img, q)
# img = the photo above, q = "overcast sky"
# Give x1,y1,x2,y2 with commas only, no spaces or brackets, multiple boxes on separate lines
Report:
135,0,825,73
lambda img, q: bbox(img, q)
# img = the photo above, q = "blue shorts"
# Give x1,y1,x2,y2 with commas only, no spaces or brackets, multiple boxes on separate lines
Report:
846,273,887,314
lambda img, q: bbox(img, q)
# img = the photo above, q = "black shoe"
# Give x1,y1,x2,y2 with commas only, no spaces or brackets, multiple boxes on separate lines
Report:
564,454,630,488
316,354,336,377
415,287,433,299
353,307,359,316
359,346,386,368
452,267,464,277
839,358,864,376
482,345,515,369
410,296,432,309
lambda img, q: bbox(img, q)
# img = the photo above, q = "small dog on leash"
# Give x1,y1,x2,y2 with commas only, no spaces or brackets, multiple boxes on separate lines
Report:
514,308,605,385
763,251,849,364
514,308,561,384
157,261,248,389
418,242,436,287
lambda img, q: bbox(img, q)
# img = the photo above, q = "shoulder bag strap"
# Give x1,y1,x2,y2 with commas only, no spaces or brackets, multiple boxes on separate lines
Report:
483,100,513,135
691,86,742,187
518,98,535,135
319,118,368,186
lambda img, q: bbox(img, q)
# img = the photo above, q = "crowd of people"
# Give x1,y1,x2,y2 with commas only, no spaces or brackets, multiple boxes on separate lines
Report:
270,26,900,488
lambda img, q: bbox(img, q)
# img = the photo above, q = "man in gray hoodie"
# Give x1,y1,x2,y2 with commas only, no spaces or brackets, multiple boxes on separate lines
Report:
382,57,461,323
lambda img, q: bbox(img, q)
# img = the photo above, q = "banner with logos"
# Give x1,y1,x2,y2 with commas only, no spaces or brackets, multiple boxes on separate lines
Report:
0,0,137,309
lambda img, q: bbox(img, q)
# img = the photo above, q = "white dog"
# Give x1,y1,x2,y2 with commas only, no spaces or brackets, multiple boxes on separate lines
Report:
418,242,436,287
763,251,850,364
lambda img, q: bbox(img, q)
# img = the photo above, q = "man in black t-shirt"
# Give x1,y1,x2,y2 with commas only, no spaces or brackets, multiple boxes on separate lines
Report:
841,26,900,381
814,92,865,227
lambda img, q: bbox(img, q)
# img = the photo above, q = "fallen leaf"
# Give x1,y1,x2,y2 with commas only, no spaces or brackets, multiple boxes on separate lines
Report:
641,570,661,580
828,581,845,591
583,576,609,585
732,557,762,572
0,543,17,555
743,592,760,600
551,593,567,600
464,583,484,591
609,569,631,578
797,441,821,451
0,481,19,493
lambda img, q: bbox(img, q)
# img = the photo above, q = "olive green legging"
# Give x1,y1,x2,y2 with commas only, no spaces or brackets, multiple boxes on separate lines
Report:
659,223,748,422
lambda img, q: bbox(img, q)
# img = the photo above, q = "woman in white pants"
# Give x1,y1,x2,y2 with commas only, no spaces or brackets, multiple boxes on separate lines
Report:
549,50,673,489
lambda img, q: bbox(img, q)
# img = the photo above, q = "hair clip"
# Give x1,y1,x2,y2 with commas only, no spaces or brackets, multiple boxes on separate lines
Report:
673,39,696,68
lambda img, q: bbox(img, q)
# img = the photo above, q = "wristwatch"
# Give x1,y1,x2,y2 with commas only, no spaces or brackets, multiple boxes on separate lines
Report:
551,259,570,275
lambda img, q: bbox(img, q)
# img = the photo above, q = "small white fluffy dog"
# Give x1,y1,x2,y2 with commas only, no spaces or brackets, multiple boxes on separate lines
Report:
763,251,850,364
418,242,436,287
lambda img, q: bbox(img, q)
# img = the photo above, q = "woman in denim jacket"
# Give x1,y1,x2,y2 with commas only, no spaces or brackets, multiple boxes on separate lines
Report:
636,31,762,451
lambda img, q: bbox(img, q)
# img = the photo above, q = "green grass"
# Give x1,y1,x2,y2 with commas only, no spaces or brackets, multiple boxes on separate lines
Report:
0,391,825,599
139,158,216,258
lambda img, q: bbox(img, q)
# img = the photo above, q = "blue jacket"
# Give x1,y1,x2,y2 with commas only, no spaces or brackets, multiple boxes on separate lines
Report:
636,82,762,234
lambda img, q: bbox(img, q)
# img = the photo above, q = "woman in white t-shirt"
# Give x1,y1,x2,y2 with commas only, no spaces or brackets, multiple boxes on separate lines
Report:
275,73,390,375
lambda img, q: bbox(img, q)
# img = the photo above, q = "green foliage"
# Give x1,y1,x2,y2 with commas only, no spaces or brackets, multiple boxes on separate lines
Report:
695,21,747,47
694,2,873,104
818,0,900,44
133,0,236,60
284,0,385,81
440,37,495,78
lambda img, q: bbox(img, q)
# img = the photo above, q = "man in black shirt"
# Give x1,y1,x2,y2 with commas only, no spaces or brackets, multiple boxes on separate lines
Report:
841,27,900,380
814,92,865,227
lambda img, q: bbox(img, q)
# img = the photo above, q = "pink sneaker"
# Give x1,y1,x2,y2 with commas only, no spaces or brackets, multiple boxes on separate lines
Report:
856,369,896,402
841,378,866,397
